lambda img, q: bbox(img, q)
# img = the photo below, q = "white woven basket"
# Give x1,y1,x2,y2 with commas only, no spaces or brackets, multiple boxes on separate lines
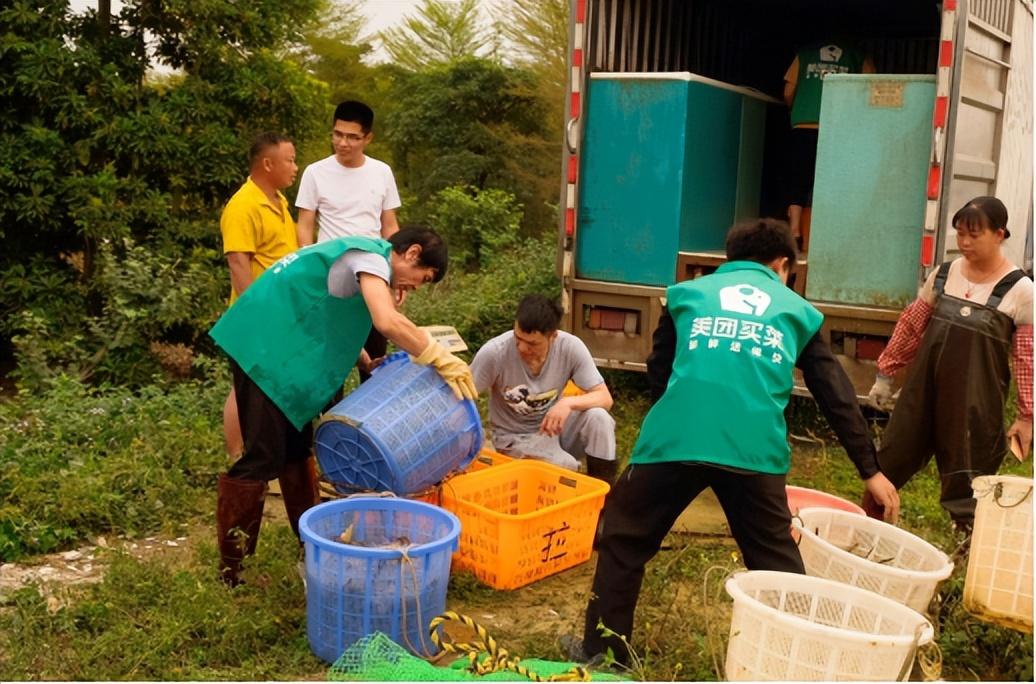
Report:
964,475,1033,633
793,507,953,612
725,570,934,681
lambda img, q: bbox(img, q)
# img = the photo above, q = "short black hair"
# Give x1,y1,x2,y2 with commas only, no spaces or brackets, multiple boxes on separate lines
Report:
388,226,448,282
333,100,374,133
953,196,1010,239
248,131,293,167
725,218,798,265
515,295,563,335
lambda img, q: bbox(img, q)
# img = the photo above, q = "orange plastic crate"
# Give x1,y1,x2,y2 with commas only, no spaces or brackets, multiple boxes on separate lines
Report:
465,448,514,473
440,459,609,590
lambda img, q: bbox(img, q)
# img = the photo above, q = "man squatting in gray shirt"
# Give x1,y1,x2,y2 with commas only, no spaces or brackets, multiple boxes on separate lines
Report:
470,295,618,484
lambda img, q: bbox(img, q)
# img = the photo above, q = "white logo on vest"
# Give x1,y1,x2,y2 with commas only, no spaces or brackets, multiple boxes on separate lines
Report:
719,284,771,316
820,45,844,62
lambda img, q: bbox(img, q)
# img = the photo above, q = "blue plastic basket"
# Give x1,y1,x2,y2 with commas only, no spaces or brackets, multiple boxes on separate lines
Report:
314,352,483,495
299,497,461,662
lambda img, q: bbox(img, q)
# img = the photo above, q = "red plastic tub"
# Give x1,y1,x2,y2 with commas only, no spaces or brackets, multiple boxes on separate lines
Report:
786,485,865,516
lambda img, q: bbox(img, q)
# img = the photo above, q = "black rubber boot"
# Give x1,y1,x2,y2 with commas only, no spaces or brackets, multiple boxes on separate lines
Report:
586,456,618,485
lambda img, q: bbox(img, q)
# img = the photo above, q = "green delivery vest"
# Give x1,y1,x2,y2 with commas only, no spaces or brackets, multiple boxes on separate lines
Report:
790,42,866,127
209,236,393,431
631,261,824,474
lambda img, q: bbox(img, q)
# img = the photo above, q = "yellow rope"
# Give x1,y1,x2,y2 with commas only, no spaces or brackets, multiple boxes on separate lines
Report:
428,611,592,682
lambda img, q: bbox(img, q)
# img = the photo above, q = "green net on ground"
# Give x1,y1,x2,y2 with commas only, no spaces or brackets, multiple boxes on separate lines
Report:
327,632,628,681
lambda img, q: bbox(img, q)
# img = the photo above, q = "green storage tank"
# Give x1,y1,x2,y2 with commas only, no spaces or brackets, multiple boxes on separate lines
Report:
806,74,936,308
576,73,775,286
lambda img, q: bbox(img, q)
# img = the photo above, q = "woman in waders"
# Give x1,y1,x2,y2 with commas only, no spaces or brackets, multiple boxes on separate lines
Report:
865,196,1033,531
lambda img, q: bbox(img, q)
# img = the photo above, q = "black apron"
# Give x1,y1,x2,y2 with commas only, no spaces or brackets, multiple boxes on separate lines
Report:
877,263,1026,523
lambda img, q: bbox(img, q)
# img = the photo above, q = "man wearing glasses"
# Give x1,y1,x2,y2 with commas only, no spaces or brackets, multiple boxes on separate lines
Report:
295,100,402,380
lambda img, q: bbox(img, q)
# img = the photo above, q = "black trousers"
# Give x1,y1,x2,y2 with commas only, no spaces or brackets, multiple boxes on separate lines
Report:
582,461,804,664
783,127,819,207
228,360,314,481
359,327,388,383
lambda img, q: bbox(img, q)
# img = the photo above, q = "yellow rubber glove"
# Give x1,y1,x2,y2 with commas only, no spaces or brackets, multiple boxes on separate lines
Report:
413,341,478,401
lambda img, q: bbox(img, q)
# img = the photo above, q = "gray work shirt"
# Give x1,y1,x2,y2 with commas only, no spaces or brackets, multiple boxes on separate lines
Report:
471,330,604,436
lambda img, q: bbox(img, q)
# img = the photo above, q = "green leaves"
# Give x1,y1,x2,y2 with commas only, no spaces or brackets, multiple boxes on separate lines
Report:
404,234,560,354
0,375,226,561
380,0,493,72
429,185,523,272
0,0,328,390
384,57,555,232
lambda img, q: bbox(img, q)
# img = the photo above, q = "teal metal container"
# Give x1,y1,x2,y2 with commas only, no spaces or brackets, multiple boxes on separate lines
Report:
806,74,936,308
576,73,773,286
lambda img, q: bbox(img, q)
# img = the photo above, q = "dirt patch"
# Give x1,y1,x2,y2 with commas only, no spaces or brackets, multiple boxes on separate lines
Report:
0,532,189,611
447,561,597,644
0,492,294,611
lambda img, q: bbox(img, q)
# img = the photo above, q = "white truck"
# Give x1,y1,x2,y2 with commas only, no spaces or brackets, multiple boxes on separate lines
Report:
559,0,1033,393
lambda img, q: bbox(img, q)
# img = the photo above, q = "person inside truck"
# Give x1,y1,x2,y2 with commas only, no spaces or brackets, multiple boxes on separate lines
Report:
562,218,900,667
470,294,619,484
783,39,874,248
865,196,1033,533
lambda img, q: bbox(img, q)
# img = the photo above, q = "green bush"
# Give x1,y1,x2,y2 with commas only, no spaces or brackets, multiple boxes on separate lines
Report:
7,239,226,392
0,373,226,561
403,234,560,353
428,185,524,272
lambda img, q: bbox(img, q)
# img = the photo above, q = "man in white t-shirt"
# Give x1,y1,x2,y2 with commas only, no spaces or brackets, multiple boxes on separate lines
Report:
471,295,618,483
296,100,403,379
296,100,401,245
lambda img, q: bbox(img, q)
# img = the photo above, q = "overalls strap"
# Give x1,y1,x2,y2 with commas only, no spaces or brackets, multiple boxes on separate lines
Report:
932,262,953,296
986,269,1027,309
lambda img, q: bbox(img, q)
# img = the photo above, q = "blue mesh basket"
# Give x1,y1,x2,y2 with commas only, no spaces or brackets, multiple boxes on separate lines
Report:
314,352,482,495
299,497,461,662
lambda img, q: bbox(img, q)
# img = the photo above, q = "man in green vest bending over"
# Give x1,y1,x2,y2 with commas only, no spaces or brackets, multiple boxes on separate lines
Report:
208,227,475,586
568,218,900,665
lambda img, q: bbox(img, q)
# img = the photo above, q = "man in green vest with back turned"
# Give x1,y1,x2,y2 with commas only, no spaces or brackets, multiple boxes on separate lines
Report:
566,219,900,666
208,227,476,587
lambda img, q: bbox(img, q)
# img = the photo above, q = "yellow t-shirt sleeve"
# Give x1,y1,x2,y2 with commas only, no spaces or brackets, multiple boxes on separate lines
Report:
220,196,259,255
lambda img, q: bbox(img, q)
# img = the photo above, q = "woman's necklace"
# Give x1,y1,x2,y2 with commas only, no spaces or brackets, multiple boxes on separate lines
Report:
962,257,1006,299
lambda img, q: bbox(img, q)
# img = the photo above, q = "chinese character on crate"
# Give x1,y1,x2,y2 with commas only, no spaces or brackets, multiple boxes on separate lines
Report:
441,460,609,590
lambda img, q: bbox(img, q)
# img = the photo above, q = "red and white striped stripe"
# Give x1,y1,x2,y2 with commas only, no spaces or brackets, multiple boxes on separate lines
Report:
562,0,587,287
923,0,957,267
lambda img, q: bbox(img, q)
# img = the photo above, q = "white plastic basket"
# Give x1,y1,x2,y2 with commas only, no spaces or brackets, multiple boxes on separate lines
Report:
792,507,953,612
964,475,1034,633
725,570,934,681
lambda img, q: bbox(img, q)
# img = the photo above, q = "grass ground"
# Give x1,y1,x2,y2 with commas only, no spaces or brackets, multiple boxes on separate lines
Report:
0,380,1032,681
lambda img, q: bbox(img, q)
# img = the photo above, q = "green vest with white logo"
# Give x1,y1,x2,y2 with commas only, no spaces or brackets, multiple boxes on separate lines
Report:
631,261,824,474
790,42,866,127
209,236,393,430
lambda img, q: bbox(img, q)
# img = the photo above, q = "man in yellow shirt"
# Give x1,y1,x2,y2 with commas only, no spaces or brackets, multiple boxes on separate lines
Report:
220,132,300,466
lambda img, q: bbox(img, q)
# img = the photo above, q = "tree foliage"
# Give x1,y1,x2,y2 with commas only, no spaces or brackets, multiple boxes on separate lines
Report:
0,0,569,391
380,0,493,72
385,57,556,233
428,185,523,272
0,0,328,389
497,0,569,93
291,0,374,106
